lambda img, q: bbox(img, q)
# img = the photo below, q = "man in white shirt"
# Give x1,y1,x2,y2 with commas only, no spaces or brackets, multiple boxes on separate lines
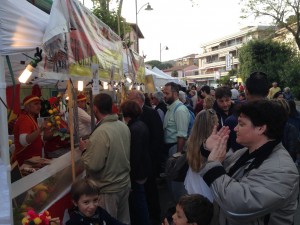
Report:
77,94,94,138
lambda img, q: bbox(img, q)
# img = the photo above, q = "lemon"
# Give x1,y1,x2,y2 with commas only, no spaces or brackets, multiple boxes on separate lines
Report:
48,109,53,114
56,121,61,125
55,116,60,121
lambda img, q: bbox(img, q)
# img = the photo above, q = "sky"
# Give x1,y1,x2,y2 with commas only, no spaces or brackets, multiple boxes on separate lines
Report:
81,0,265,62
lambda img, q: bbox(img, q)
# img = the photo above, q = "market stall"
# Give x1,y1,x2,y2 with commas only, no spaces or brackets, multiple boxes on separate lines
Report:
0,0,133,224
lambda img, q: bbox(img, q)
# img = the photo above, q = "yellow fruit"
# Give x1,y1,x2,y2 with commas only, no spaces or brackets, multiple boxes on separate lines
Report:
8,139,12,146
52,108,58,113
47,122,52,127
48,109,53,114
32,183,48,192
56,121,61,125
55,116,60,121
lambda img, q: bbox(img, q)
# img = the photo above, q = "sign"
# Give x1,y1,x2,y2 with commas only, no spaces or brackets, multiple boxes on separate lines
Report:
225,54,232,71
41,0,123,81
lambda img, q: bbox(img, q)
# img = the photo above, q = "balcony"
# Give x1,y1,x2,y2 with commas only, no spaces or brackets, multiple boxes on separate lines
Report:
198,43,243,58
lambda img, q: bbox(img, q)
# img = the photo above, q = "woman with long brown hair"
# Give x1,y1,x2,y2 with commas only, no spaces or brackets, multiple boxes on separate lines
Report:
184,109,218,202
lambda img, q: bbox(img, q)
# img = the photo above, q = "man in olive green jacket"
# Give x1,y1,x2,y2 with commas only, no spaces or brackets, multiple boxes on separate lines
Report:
80,93,131,225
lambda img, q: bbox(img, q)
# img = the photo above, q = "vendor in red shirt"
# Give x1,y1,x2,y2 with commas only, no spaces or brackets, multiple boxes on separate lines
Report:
13,95,46,165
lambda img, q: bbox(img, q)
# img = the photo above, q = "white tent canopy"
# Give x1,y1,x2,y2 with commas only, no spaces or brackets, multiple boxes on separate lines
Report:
146,67,186,90
152,67,186,87
0,0,49,55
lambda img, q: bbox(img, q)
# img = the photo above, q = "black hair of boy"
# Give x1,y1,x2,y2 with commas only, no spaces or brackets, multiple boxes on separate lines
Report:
178,194,213,225
71,178,99,202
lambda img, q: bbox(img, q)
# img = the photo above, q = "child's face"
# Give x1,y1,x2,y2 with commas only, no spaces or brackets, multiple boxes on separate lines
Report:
73,194,98,217
172,204,189,225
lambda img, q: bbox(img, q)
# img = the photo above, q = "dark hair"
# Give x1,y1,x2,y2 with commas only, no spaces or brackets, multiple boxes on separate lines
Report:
71,178,99,202
200,85,210,95
120,100,142,119
237,100,288,140
288,100,298,118
178,194,213,225
245,72,269,97
93,93,112,114
165,82,180,94
215,86,232,99
273,91,283,99
239,92,246,99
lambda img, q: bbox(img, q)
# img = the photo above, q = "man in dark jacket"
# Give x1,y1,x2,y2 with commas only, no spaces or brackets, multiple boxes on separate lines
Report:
213,86,234,129
128,90,164,225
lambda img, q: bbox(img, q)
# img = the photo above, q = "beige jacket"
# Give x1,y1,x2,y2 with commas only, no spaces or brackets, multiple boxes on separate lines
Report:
82,114,131,193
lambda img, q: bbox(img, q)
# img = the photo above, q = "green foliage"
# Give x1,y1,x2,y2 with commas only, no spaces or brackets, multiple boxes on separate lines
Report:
217,75,231,86
171,70,178,77
281,55,300,99
238,40,295,82
158,63,173,70
240,0,300,50
238,39,300,98
92,7,130,39
146,60,161,69
228,68,237,77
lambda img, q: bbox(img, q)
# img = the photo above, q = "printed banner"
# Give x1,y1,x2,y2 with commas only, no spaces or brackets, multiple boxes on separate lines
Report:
41,0,122,81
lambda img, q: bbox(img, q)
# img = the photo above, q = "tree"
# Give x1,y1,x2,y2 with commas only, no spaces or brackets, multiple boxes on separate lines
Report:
92,7,130,40
217,75,232,86
145,60,161,69
238,39,300,97
241,0,300,50
238,39,295,82
171,70,179,77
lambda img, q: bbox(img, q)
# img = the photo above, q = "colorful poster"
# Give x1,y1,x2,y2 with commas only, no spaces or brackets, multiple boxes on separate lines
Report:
41,0,122,81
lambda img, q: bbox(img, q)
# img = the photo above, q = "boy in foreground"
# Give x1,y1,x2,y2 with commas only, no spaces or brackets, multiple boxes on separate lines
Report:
162,194,213,225
66,178,126,225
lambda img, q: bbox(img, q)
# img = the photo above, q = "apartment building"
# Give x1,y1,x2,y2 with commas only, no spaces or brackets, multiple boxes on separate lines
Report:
185,25,272,87
174,54,198,67
273,23,299,52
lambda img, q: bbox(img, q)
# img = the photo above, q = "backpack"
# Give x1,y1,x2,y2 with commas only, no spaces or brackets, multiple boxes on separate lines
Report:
174,103,195,136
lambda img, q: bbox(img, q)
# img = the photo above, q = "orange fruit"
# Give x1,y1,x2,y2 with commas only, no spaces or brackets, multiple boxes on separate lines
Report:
47,122,52,127
56,121,61,125
55,116,60,121
48,109,53,114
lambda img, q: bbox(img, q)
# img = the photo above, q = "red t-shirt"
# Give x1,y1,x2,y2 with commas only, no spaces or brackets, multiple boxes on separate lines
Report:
13,113,43,165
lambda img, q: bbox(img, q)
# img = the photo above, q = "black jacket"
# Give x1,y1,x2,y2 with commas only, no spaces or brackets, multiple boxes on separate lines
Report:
155,101,167,115
127,118,152,180
66,207,125,225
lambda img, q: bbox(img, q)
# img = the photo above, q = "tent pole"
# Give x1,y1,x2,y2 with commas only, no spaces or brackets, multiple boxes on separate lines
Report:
67,80,76,181
0,55,13,224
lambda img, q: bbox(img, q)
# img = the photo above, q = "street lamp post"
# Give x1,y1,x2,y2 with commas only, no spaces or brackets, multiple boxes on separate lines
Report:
135,1,153,53
160,43,169,62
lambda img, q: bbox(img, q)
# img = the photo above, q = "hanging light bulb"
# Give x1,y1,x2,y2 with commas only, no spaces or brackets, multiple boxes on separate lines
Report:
126,77,132,83
19,64,34,83
78,81,84,91
19,47,43,83
103,81,108,90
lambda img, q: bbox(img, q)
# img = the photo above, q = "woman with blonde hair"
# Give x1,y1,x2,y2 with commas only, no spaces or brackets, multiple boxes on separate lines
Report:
203,96,215,110
184,109,218,202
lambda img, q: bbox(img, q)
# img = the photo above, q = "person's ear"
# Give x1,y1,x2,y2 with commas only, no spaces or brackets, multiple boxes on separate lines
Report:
256,124,267,135
72,200,77,207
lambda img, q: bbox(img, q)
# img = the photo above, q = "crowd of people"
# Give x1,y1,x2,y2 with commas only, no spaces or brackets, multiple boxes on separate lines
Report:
10,71,300,225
